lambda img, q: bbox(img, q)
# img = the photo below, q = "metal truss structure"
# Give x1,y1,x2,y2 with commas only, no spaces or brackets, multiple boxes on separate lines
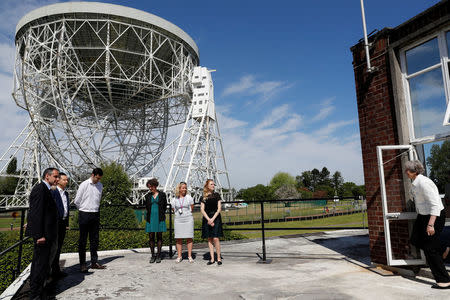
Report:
1,3,231,208
0,122,59,207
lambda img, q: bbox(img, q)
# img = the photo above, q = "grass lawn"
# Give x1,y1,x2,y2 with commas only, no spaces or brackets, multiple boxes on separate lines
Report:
227,212,368,239
0,218,23,229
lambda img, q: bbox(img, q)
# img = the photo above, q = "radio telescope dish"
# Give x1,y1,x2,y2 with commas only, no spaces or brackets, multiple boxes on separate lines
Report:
13,2,199,179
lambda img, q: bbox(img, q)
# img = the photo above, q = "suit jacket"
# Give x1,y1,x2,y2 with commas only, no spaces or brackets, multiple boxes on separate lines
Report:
145,191,167,222
26,181,58,241
51,188,70,227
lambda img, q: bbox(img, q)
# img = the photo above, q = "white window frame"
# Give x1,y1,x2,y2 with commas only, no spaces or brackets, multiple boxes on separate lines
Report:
400,30,450,143
376,145,426,266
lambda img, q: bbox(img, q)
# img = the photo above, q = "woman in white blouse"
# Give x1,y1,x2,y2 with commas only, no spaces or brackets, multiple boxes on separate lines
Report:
406,160,450,289
171,182,194,263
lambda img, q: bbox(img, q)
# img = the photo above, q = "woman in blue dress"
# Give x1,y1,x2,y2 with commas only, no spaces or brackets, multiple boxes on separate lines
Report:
145,178,167,263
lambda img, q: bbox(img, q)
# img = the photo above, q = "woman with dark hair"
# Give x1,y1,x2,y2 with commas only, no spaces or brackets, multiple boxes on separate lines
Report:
406,160,450,289
145,178,167,263
200,179,223,265
171,182,194,263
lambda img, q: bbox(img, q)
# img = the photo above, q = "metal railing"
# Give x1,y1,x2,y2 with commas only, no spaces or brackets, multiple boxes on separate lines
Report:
0,207,31,288
0,196,367,292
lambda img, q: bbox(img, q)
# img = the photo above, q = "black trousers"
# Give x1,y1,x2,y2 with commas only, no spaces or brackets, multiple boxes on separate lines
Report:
411,210,450,283
51,219,67,274
29,238,57,299
78,211,100,265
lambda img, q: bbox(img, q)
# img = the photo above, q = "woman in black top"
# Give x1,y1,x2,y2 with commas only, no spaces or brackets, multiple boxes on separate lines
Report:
200,179,223,265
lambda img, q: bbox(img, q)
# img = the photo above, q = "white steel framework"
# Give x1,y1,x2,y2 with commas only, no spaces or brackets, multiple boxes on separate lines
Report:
163,67,231,202
1,3,232,207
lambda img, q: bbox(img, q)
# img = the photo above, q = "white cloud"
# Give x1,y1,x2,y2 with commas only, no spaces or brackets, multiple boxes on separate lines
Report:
313,119,356,137
311,97,336,122
220,105,363,189
221,74,290,102
0,43,15,74
0,73,29,155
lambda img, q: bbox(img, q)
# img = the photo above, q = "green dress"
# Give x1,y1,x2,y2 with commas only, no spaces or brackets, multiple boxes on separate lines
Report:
145,194,167,233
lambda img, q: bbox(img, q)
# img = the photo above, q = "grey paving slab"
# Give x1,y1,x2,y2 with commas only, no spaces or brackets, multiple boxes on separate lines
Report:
33,230,450,299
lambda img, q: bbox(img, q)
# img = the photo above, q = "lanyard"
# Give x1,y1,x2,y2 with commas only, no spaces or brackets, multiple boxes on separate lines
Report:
178,196,185,209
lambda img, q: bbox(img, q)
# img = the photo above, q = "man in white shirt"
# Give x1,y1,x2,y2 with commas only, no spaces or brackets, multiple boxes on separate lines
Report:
50,172,70,279
74,168,106,272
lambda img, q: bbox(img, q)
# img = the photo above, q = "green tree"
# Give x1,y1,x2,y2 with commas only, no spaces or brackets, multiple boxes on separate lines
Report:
332,171,344,193
240,184,273,202
299,171,312,190
0,157,19,195
311,168,320,191
427,140,450,193
318,167,331,186
269,172,296,191
99,162,138,229
6,157,17,175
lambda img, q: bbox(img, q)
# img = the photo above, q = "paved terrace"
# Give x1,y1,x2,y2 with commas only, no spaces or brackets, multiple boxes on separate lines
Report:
5,230,450,299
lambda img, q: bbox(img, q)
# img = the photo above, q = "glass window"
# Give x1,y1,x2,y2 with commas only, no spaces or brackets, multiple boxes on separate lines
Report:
408,68,448,138
446,31,450,54
405,38,440,75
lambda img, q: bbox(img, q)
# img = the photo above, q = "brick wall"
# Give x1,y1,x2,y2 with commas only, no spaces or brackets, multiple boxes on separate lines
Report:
351,0,449,265
351,31,409,264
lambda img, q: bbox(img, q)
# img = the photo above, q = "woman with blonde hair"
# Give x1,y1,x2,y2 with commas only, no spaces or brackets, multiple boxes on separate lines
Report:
171,182,194,263
200,179,223,265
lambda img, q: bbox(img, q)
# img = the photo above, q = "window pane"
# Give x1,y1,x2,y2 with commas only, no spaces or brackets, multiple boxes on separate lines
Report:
406,38,440,75
408,68,450,138
447,31,450,56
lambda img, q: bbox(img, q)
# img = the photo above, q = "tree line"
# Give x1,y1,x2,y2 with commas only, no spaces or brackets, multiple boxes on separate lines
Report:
236,167,365,202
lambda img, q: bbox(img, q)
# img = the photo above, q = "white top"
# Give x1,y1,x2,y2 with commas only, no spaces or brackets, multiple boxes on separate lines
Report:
16,2,199,58
171,194,194,217
57,186,69,218
74,177,103,212
411,174,443,216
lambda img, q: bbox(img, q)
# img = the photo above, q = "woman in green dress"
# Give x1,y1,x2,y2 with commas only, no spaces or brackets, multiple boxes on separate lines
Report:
145,178,167,263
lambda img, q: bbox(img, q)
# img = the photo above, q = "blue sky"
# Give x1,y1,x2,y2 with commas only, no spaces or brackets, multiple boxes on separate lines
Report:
0,0,442,188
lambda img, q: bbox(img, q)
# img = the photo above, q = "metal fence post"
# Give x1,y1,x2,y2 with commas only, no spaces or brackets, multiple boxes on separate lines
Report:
257,201,272,264
15,209,26,280
169,205,173,258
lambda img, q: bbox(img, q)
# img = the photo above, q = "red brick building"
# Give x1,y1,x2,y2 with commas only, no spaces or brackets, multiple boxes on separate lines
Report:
351,1,450,265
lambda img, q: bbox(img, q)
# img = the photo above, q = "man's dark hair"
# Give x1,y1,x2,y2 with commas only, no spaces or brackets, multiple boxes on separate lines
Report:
92,168,103,176
42,168,58,179
146,178,159,187
59,172,67,178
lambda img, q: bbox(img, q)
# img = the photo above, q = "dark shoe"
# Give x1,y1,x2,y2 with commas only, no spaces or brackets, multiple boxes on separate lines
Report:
150,256,156,263
80,264,88,273
431,283,450,289
90,263,107,269
52,271,68,279
156,256,162,263
207,261,215,265
217,261,222,265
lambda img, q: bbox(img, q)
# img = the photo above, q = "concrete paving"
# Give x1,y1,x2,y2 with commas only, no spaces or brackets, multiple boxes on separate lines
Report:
13,230,450,299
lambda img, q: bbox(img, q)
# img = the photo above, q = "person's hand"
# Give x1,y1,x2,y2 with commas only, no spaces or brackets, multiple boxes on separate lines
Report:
427,225,435,236
209,222,214,227
36,237,46,245
207,219,213,225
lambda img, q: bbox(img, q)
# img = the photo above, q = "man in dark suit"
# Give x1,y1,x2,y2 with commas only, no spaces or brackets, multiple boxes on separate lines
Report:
26,168,59,300
50,172,70,279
